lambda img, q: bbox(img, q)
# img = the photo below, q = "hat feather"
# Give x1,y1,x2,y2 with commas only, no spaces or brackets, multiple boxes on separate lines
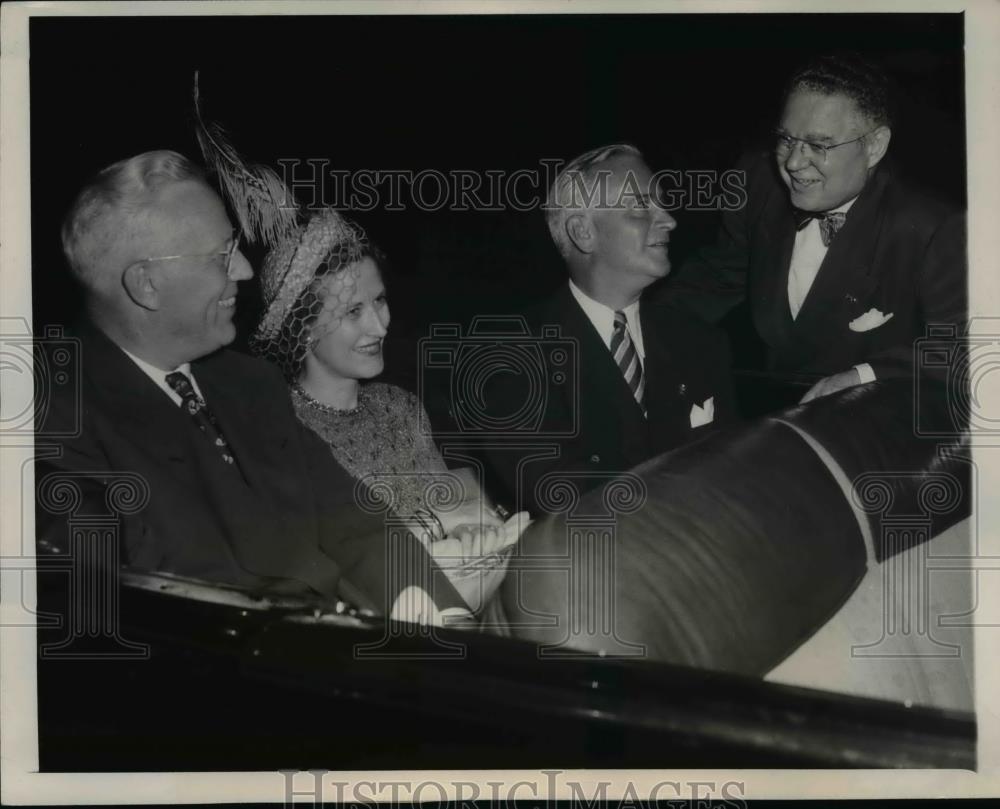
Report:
192,71,299,246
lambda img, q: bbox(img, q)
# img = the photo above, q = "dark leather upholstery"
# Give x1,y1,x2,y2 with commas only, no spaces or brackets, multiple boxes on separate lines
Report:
775,379,970,560
503,379,969,674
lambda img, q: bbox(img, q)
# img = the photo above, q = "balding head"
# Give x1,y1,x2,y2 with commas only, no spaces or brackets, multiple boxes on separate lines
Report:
62,150,207,297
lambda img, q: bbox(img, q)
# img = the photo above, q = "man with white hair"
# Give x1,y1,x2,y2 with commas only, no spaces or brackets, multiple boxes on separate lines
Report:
484,144,737,514
39,150,469,619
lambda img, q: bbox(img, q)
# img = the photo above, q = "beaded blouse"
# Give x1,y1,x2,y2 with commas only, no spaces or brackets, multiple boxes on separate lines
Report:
291,382,451,519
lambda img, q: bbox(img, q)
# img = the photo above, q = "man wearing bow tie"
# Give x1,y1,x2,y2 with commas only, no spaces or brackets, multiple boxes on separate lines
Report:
662,53,966,403
36,150,470,623
483,145,737,514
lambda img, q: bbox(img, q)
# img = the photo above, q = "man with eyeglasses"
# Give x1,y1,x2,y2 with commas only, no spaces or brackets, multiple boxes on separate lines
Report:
37,149,471,624
663,53,966,404
481,144,738,515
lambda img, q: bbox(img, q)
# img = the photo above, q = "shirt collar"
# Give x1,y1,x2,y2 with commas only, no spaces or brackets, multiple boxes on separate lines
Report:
567,280,644,357
831,195,858,215
119,346,196,406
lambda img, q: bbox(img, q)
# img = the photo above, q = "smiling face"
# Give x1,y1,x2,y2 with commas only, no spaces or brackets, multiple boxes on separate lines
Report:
586,154,677,292
307,257,390,384
145,180,253,363
776,88,885,212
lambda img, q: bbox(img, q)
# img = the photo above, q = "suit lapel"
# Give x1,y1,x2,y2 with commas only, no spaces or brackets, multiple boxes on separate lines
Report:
78,321,202,475
637,299,679,417
640,301,722,444
190,354,338,588
82,332,293,581
548,286,646,424
751,190,798,352
791,169,890,340
193,356,289,489
76,322,340,595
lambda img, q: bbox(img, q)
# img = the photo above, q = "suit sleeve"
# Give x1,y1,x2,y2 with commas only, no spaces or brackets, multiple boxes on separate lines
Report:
516,442,612,519
33,368,162,568
475,349,606,516
707,322,741,425
657,152,764,323
867,210,967,381
32,370,181,638
35,408,109,553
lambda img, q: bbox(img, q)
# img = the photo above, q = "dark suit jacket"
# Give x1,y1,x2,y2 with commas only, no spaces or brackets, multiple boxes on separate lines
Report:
483,286,738,514
662,152,967,379
35,320,463,613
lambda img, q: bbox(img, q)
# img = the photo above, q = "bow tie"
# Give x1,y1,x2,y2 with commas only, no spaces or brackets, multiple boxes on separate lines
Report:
794,209,847,247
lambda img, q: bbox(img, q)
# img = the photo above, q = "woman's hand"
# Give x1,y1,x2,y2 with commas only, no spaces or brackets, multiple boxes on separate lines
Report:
434,511,532,563
433,498,504,537
429,511,532,611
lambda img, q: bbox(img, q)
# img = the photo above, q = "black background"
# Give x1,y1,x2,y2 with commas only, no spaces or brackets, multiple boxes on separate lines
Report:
29,13,965,385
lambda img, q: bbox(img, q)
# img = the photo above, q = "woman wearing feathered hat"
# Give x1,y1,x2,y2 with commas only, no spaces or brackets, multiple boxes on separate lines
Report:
192,76,527,612
251,209,528,611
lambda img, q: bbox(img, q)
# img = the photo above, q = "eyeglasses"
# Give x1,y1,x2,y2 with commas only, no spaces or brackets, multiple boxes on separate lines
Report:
138,228,243,279
773,129,876,163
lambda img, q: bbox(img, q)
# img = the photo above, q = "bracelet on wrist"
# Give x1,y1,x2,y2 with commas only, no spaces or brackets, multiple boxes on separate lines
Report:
414,507,445,541
411,510,435,542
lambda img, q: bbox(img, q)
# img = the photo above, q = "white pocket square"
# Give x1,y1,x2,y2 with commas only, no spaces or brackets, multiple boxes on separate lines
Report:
689,396,715,428
848,308,894,332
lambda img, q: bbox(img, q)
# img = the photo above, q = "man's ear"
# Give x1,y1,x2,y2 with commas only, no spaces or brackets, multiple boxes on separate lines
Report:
864,125,891,169
566,213,594,254
121,262,161,311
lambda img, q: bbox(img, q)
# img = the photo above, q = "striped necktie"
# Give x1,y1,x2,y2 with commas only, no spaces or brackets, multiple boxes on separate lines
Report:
166,371,239,468
611,310,645,414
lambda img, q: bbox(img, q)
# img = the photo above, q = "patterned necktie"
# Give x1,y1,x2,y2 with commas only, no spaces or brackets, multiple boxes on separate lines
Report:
165,371,238,467
611,310,645,414
794,209,847,247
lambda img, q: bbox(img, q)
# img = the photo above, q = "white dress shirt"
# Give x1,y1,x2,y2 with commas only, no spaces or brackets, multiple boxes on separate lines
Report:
787,198,875,383
568,279,645,362
120,347,206,406
787,196,857,320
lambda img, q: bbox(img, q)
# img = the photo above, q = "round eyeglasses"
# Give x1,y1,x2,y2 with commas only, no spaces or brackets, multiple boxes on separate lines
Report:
773,129,876,163
138,228,243,279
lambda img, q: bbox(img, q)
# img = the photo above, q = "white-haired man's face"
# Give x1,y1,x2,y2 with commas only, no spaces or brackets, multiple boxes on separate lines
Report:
136,180,253,363
584,154,677,290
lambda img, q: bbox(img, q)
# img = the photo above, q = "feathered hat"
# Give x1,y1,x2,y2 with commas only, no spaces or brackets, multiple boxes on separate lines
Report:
192,73,366,378
192,71,300,247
